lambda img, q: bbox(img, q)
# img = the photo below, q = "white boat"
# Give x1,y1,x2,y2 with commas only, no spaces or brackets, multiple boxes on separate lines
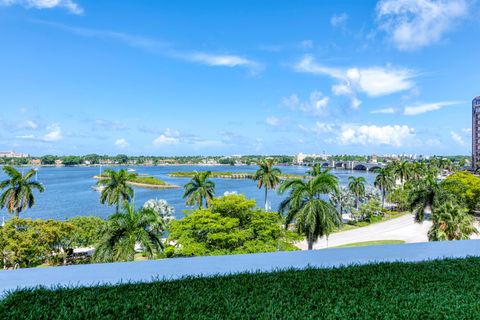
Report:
127,168,136,172
92,185,105,192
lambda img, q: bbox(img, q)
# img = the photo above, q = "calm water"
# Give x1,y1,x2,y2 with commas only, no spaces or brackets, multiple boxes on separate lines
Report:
0,165,376,221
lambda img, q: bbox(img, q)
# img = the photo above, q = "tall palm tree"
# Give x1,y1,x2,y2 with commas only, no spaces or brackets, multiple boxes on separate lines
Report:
410,162,426,180
254,159,282,210
306,164,330,177
408,174,451,222
348,176,367,209
0,166,45,217
183,171,215,208
331,186,353,216
279,172,340,250
394,161,412,185
428,202,478,241
98,169,134,213
93,201,167,262
373,168,395,209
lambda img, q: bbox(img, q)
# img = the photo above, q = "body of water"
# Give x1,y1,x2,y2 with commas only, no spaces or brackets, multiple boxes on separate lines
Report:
0,165,376,221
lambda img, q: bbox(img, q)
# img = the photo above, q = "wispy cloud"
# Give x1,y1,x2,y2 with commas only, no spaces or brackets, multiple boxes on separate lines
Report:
376,0,469,51
36,21,262,73
0,0,83,14
331,13,349,28
115,138,129,149
282,90,330,116
295,55,416,108
16,123,62,142
403,101,463,115
370,107,396,114
451,131,465,145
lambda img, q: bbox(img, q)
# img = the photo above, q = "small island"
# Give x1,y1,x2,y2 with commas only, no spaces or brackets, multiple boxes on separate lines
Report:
169,171,304,180
94,173,180,189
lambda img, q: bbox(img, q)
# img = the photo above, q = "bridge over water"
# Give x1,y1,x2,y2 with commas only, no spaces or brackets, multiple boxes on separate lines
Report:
298,160,385,172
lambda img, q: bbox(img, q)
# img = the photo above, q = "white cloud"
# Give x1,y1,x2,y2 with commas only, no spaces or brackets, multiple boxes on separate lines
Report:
282,90,330,116
187,52,260,71
301,40,314,48
295,56,416,100
38,21,261,73
0,0,83,14
300,122,335,134
370,107,396,114
337,124,415,147
43,123,62,141
115,138,129,149
451,131,465,145
266,116,281,126
153,128,180,145
17,120,38,130
331,13,349,28
403,101,463,115
351,97,362,109
376,0,468,51
462,128,471,133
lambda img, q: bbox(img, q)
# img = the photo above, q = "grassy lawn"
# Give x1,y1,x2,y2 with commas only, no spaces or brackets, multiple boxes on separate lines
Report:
330,240,405,248
2,257,480,319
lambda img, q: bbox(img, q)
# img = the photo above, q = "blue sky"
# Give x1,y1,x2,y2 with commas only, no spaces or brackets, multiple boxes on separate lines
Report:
0,0,478,156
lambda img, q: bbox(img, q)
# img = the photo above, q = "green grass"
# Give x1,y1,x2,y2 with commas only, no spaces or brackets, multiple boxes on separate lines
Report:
2,257,480,319
330,240,405,248
129,176,166,186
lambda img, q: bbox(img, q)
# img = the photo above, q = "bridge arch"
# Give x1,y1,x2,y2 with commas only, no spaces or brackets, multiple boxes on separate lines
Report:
369,165,382,172
353,164,367,171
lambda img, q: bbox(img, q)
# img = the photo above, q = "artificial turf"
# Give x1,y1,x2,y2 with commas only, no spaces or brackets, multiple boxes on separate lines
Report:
2,257,480,319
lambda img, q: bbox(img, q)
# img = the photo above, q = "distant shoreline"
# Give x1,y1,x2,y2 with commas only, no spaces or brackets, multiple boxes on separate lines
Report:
93,175,181,189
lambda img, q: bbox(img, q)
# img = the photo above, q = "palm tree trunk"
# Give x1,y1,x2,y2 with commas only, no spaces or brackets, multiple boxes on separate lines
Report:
116,203,119,214
264,188,268,211
307,233,313,250
356,195,359,209
381,190,385,209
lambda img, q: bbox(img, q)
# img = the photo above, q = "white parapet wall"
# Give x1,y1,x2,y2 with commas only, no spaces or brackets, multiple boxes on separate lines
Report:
1,240,480,297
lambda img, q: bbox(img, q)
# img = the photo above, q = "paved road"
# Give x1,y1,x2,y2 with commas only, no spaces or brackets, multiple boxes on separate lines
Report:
296,214,480,250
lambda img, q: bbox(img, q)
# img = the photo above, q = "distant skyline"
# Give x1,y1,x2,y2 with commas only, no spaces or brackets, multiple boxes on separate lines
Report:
0,0,478,156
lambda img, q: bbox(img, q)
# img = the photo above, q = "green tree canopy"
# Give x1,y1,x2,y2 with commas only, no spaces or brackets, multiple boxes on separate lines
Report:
442,171,480,214
168,194,299,256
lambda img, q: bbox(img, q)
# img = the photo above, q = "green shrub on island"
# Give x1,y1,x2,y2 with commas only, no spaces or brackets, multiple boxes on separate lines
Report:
97,172,166,186
168,194,300,256
169,171,303,179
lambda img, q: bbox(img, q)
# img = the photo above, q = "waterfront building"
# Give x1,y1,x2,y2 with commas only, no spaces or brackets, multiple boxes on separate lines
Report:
0,150,29,158
472,96,480,170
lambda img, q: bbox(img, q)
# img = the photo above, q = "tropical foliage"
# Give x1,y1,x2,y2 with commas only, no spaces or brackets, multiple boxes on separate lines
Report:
348,176,367,209
93,201,168,262
97,169,134,213
428,202,478,241
183,171,215,208
278,170,340,250
373,168,395,208
0,166,44,217
253,159,282,210
168,194,299,256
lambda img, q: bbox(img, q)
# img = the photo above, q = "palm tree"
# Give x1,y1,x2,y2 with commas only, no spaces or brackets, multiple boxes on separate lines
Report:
98,169,134,213
93,201,167,262
253,159,281,210
183,171,215,208
306,164,329,177
393,161,412,185
331,186,354,216
428,202,478,241
279,172,340,250
0,166,45,217
408,174,451,222
410,162,426,180
348,176,367,209
373,168,395,209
